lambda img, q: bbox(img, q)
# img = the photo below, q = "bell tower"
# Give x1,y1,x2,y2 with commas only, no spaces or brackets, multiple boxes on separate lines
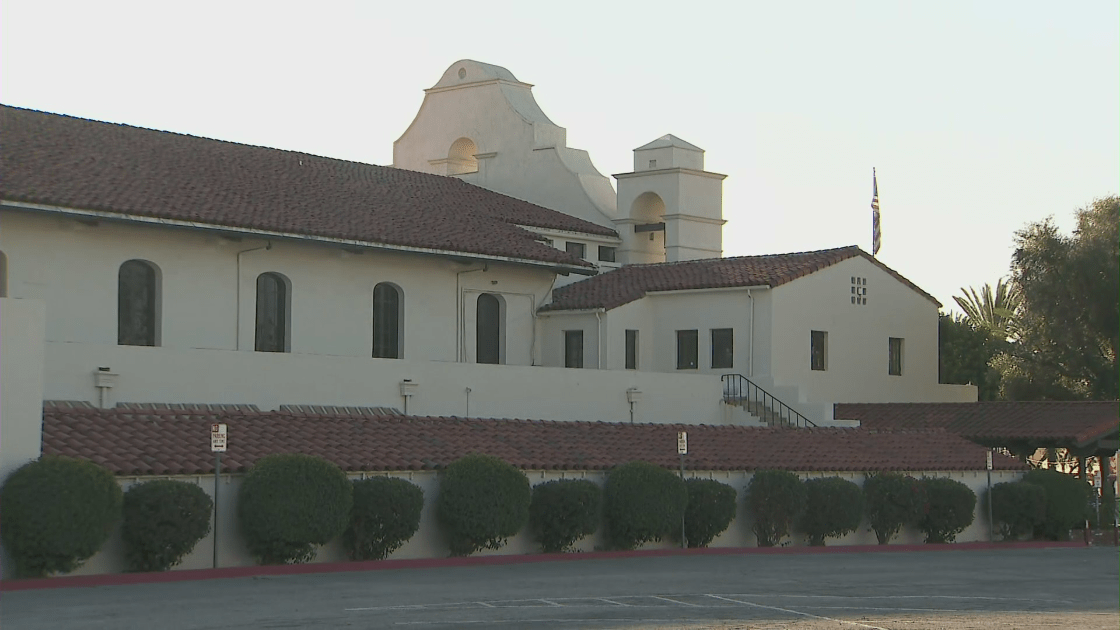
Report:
613,135,726,264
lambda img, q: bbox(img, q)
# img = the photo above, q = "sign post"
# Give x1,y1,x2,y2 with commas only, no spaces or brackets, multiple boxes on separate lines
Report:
677,431,688,549
211,423,227,569
986,449,994,543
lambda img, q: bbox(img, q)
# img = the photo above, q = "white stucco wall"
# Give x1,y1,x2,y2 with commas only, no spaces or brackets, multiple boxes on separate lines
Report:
42,342,725,425
0,211,558,367
768,257,977,403
0,297,45,482
65,467,1023,577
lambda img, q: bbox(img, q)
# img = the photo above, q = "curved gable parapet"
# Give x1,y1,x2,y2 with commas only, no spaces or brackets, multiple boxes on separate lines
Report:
433,59,526,90
393,61,619,227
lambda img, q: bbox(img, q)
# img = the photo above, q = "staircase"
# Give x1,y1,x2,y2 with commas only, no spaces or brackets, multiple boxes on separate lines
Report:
720,374,817,428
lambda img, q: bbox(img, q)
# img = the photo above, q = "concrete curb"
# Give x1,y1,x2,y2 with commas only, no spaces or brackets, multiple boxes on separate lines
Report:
0,540,1086,592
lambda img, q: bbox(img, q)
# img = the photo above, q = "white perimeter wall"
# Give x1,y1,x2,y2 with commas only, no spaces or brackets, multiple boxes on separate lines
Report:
62,468,1024,578
769,256,976,403
42,342,724,425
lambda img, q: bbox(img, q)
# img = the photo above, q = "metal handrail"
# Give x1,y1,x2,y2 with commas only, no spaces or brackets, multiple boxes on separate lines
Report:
720,374,817,428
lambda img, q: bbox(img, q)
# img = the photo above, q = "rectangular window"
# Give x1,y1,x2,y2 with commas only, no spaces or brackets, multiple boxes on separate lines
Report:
598,246,617,262
676,330,698,370
810,330,827,371
564,330,584,368
565,242,586,259
625,329,638,370
889,337,904,376
711,328,733,369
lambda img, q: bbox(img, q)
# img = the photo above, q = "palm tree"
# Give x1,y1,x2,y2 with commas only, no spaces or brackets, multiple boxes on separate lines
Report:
953,278,1022,341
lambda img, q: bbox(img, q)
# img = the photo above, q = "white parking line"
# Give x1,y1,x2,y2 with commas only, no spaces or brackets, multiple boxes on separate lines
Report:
595,598,630,607
651,595,700,607
705,594,890,630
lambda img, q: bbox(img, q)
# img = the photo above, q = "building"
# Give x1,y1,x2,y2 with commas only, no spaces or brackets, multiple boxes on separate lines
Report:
0,59,979,483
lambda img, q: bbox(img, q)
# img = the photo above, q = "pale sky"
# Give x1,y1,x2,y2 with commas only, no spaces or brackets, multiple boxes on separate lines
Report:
3,0,1116,310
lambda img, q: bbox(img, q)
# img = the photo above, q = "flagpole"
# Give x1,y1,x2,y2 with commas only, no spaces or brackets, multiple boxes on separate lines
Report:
871,168,881,257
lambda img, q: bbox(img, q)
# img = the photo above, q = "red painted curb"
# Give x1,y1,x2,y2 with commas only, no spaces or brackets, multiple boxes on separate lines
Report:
0,540,1086,592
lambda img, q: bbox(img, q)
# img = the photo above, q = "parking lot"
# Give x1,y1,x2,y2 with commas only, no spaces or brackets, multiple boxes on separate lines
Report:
3,547,1117,629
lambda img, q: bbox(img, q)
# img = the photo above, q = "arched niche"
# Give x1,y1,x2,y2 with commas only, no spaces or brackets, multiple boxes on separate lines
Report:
447,137,479,175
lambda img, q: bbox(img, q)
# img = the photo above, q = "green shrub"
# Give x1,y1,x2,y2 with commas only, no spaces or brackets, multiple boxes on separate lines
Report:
603,461,688,550
863,473,925,544
747,470,806,547
0,456,123,577
121,480,213,572
678,478,737,548
437,454,530,556
238,454,353,564
344,477,424,561
799,477,864,546
988,481,1046,540
529,479,602,553
917,477,976,543
1022,469,1094,540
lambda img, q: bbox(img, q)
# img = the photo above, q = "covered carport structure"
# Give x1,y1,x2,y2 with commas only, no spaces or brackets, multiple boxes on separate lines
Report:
835,401,1119,526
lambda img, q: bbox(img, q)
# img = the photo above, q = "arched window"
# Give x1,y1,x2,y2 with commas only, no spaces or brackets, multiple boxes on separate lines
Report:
118,259,159,346
0,250,7,298
372,282,402,359
255,272,289,353
476,293,502,364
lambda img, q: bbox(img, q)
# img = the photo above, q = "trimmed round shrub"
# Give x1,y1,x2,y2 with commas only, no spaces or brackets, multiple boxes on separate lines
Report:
1022,469,1094,540
603,461,688,550
344,477,424,561
529,479,602,553
0,456,123,577
679,478,737,548
238,454,353,564
437,454,530,556
988,481,1046,540
747,470,806,547
122,480,213,572
799,477,864,546
863,473,926,545
917,477,976,543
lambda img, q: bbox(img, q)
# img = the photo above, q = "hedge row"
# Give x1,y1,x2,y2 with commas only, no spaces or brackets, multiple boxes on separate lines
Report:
1,455,1096,576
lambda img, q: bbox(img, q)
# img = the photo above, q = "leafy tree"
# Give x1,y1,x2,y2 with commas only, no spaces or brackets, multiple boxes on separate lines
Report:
953,278,1022,340
238,454,353,564
344,477,424,561
746,470,806,547
0,456,123,577
863,473,925,544
603,461,687,550
529,479,601,553
437,454,530,556
997,196,1118,400
122,480,212,572
938,313,1002,400
678,478,737,548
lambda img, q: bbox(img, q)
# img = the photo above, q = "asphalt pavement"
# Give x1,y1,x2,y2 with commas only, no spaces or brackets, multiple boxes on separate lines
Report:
3,547,1117,629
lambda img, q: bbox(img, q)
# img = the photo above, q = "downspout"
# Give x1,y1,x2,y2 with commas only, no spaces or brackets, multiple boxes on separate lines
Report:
747,289,755,377
455,265,487,362
235,242,271,350
595,311,603,369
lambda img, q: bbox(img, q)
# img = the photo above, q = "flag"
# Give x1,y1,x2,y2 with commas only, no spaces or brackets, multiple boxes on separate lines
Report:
871,168,881,256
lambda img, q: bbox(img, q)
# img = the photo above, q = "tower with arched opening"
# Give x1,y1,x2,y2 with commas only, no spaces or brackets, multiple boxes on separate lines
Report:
613,135,727,264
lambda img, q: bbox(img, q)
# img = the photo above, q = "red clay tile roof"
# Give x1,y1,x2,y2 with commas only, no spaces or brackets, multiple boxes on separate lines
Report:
541,246,939,311
41,405,1025,476
0,105,616,269
835,402,1119,446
